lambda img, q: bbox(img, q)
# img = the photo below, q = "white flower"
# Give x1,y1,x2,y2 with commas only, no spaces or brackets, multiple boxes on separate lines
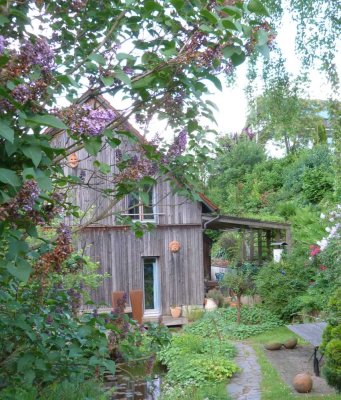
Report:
317,238,328,251
320,213,326,219
326,227,331,233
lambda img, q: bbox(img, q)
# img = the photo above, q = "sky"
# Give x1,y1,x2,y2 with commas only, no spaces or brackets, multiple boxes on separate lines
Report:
202,10,341,137
29,2,340,151
132,7,341,154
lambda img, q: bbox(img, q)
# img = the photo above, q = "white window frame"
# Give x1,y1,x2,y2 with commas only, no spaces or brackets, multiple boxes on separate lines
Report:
127,186,156,223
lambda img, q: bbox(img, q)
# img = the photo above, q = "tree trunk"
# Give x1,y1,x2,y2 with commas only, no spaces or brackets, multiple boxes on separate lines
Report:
237,295,241,324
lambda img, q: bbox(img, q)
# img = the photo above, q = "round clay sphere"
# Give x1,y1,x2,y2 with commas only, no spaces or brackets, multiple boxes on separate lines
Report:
293,373,313,393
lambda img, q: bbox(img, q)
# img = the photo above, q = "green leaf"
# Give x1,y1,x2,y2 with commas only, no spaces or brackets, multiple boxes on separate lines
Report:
22,146,42,167
0,168,21,186
200,9,219,24
101,76,115,87
0,120,14,142
256,29,269,46
221,19,240,31
84,137,102,156
204,75,222,91
256,44,270,58
132,75,155,89
88,53,106,65
114,70,132,87
0,15,9,26
220,6,243,18
116,53,136,61
247,0,270,17
8,259,32,283
231,52,246,66
223,46,240,58
26,115,68,130
103,359,116,374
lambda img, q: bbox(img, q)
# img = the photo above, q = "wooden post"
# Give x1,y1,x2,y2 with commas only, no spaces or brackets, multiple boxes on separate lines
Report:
266,230,272,260
285,227,292,253
249,231,254,261
258,231,262,265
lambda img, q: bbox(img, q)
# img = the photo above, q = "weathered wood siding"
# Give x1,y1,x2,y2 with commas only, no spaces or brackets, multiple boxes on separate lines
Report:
79,226,204,314
53,97,206,314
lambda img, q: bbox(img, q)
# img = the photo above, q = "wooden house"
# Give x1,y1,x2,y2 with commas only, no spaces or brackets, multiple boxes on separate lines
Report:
54,93,291,321
53,93,219,319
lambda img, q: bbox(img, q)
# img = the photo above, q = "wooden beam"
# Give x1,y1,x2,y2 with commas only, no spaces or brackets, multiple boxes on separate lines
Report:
266,230,272,259
249,231,254,261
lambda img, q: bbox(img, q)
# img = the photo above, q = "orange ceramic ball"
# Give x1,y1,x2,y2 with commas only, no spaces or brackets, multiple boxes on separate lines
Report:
293,373,313,393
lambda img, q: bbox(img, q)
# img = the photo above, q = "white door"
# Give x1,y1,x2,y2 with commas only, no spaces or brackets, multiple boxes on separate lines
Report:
143,258,161,316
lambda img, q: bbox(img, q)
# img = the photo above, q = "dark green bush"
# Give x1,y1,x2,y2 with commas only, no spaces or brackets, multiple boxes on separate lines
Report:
321,289,341,393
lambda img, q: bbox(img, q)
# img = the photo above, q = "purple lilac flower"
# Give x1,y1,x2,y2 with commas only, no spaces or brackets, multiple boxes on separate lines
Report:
167,129,187,158
123,65,134,75
242,127,255,140
0,35,6,54
21,38,54,72
12,84,31,104
57,223,71,242
62,105,116,137
19,180,40,212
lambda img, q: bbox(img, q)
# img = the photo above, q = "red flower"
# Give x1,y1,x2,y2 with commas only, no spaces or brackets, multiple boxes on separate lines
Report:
319,265,327,271
310,245,321,257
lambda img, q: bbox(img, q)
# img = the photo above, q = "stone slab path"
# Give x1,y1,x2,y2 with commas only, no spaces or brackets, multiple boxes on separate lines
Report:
227,342,262,400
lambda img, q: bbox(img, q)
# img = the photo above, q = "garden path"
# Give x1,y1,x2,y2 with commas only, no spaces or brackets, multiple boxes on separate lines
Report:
227,342,261,400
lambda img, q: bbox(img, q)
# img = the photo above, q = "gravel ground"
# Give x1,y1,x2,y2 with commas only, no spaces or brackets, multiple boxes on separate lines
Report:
264,344,337,396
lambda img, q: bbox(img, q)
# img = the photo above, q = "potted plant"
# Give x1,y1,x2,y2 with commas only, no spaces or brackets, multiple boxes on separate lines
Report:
170,305,182,318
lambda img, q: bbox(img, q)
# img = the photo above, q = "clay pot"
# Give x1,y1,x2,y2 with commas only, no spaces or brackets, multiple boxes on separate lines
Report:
284,338,298,349
129,290,144,324
264,342,283,350
205,298,218,311
293,373,313,393
170,306,181,318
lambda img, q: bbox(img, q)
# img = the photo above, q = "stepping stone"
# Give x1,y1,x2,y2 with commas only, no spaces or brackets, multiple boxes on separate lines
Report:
227,343,261,400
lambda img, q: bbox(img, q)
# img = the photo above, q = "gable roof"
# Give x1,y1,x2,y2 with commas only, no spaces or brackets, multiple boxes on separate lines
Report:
52,89,219,213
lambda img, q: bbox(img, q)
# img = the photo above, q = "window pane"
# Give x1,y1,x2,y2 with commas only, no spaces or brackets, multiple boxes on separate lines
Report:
144,260,154,310
142,186,154,220
128,193,139,220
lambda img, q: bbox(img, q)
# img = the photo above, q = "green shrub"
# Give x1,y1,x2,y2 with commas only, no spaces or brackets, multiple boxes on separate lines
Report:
160,382,229,400
158,333,237,389
255,256,314,320
184,307,282,340
302,167,333,203
0,380,109,400
321,289,341,393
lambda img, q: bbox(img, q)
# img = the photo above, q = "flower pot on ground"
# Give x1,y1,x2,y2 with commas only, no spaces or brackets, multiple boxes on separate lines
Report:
205,298,218,311
170,306,181,318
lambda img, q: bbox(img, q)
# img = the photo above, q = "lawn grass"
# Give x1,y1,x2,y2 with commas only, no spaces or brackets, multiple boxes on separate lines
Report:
248,327,340,400
247,326,307,345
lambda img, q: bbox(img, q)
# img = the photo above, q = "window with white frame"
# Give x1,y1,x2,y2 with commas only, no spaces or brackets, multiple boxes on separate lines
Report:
127,186,155,221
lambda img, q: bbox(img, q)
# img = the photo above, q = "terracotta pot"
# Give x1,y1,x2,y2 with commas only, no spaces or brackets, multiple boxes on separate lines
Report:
129,290,144,324
170,306,181,318
284,338,298,349
293,373,313,393
264,342,283,350
205,298,217,311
